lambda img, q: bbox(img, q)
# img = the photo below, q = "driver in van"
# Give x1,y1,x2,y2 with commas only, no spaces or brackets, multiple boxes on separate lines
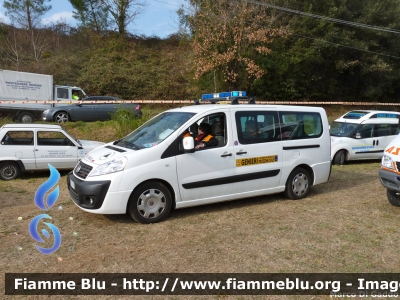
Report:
243,120,260,139
72,91,80,100
195,123,218,149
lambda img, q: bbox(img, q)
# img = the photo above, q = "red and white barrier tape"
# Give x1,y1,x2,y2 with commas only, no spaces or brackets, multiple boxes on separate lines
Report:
0,100,398,105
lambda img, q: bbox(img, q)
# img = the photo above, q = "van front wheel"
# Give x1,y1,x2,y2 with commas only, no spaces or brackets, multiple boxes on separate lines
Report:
333,150,345,165
128,181,172,224
284,167,310,200
387,189,400,207
0,162,20,180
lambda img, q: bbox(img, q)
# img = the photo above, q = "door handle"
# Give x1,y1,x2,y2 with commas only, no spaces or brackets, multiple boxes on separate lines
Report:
373,140,375,146
376,140,379,146
236,151,247,155
221,153,232,157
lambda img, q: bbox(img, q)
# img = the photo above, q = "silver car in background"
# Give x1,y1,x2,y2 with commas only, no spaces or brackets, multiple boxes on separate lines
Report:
41,96,142,123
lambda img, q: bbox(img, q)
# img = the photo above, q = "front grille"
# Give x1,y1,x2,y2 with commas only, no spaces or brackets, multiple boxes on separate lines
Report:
74,161,93,179
396,162,400,173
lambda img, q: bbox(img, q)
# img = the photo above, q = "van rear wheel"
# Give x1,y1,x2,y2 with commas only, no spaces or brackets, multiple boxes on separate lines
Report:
284,167,310,200
128,181,172,224
387,189,400,207
0,162,20,180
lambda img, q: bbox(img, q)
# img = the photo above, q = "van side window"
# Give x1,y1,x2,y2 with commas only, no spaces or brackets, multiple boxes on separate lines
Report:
355,124,373,138
1,131,33,145
278,112,323,140
390,124,400,135
190,112,226,148
235,111,279,144
37,131,71,146
374,124,391,137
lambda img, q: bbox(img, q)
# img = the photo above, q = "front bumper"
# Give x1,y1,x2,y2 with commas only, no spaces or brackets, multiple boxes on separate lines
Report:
41,114,53,121
379,168,400,192
67,171,111,209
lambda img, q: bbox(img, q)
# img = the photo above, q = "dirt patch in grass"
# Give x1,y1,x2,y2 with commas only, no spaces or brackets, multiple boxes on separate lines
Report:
0,161,399,300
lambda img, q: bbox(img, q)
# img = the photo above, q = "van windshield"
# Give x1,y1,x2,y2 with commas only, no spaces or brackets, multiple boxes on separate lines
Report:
115,112,195,149
330,121,357,137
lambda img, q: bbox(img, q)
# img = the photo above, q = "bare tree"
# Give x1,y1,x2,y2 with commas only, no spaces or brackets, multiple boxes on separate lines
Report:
1,24,25,69
100,0,146,35
3,0,51,66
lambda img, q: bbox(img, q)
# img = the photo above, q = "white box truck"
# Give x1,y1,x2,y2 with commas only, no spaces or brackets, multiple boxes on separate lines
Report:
0,70,86,123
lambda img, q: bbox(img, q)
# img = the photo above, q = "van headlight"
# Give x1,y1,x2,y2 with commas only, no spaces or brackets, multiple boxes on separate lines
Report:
381,155,394,170
42,109,50,115
89,157,127,176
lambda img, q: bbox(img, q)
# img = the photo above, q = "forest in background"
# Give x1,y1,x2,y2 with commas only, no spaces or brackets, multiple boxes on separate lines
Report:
0,0,399,102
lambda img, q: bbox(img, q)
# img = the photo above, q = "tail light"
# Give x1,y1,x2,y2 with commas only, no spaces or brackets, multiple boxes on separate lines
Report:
135,105,140,110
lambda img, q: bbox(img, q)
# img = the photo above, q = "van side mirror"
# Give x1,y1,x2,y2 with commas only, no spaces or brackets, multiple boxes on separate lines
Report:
356,133,361,139
183,136,195,153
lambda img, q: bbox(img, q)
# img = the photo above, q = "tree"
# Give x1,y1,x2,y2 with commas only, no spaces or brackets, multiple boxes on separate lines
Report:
1,24,25,70
69,0,109,33
3,0,51,65
183,0,287,90
100,0,146,35
269,0,400,100
3,0,51,31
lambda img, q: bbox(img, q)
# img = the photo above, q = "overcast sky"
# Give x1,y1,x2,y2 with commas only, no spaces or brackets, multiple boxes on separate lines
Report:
0,0,183,38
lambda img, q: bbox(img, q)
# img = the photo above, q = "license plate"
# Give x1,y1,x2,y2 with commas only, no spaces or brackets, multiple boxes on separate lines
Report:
70,179,75,190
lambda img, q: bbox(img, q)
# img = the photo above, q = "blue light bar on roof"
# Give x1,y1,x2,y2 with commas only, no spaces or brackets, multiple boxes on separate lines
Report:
201,91,247,99
201,93,215,99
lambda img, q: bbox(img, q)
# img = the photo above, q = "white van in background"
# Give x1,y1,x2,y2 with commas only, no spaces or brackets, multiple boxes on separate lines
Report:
67,94,332,224
330,110,400,165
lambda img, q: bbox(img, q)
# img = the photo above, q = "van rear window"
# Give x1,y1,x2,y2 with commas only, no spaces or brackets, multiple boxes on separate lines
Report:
343,111,369,119
1,131,33,145
235,111,323,144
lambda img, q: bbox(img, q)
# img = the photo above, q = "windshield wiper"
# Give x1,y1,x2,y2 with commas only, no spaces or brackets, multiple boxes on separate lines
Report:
116,140,141,150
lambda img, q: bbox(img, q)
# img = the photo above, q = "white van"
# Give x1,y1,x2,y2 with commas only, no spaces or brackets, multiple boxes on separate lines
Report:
380,135,400,207
330,110,400,165
0,124,105,180
67,102,332,223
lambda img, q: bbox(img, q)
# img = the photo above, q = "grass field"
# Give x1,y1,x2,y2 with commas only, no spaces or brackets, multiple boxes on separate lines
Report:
0,104,399,299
